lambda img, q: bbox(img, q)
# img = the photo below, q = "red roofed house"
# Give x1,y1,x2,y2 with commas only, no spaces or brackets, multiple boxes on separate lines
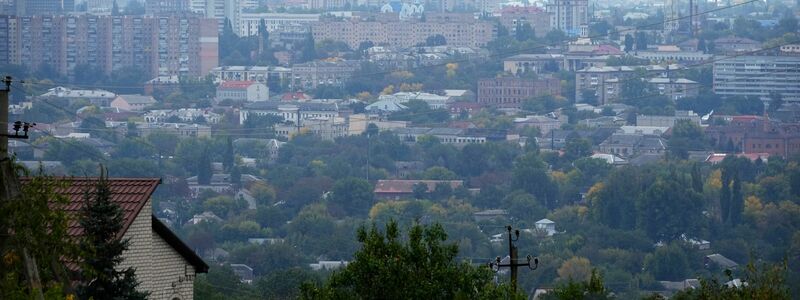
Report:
373,179,464,200
21,177,208,300
280,91,313,101
216,80,269,102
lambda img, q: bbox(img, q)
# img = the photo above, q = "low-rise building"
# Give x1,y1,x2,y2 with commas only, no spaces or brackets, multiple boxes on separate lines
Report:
636,110,701,127
705,115,800,157
239,101,339,125
144,75,180,96
478,76,561,109
39,86,117,106
291,60,360,90
712,36,761,54
503,54,565,75
110,95,157,112
143,109,223,124
373,179,464,200
137,123,212,138
230,264,255,284
514,115,564,136
392,127,501,145
186,173,264,196
598,133,666,158
210,66,270,83
575,64,692,104
216,81,269,102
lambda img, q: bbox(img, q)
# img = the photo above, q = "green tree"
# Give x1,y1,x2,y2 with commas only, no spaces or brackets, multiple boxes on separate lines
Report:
425,34,447,46
223,137,234,172
77,174,148,299
564,137,592,161
643,242,689,281
637,176,704,241
672,261,790,299
412,182,428,199
198,146,213,185
542,269,611,300
624,33,634,52
300,221,518,299
257,268,319,300
635,31,648,50
300,31,317,62
1,174,77,298
669,120,708,160
512,153,558,208
422,166,458,180
328,177,374,216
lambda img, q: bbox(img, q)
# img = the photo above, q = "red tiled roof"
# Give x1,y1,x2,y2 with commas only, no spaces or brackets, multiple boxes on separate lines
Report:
706,153,770,164
281,92,312,101
20,177,160,239
219,80,256,89
374,180,463,194
19,177,209,273
594,45,622,55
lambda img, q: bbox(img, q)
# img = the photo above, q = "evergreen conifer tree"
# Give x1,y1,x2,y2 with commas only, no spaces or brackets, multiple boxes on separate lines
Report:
77,173,148,299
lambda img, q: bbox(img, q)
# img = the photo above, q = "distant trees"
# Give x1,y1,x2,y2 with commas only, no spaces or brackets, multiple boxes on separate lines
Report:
635,31,648,50
198,146,213,185
643,243,690,281
425,34,447,46
512,153,558,208
668,120,709,159
672,261,791,299
542,269,612,300
300,221,518,299
328,177,374,216
515,23,536,41
624,34,634,52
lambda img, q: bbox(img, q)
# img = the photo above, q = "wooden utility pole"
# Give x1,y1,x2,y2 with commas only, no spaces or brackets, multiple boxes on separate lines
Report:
488,225,539,294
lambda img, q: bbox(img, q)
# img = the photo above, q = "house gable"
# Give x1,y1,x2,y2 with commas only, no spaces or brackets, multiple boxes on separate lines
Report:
19,177,208,298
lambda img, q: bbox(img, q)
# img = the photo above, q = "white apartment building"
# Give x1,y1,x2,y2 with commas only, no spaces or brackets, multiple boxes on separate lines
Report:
237,13,320,37
713,55,800,102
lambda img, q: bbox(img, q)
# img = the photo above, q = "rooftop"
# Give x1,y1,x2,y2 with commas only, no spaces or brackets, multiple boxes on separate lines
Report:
219,81,258,89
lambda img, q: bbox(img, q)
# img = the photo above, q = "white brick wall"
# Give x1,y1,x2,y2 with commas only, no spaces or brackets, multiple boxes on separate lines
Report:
120,199,197,300
150,231,196,300
121,199,153,292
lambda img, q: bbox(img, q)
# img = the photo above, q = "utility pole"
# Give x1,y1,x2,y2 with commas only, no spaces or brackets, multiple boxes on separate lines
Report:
488,225,539,294
1,76,11,160
1,76,44,300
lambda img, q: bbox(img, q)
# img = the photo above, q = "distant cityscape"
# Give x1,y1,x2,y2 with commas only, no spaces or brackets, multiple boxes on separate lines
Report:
1,0,800,298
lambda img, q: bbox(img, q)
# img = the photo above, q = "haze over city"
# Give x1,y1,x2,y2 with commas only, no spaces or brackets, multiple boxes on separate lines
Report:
1,0,799,298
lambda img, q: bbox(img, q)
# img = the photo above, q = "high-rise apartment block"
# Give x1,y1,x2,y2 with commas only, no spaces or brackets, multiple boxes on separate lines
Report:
237,13,319,37
311,13,495,49
6,0,74,15
546,0,588,37
713,55,800,103
0,14,219,79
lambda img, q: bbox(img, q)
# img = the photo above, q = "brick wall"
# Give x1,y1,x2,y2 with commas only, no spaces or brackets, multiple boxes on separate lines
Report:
121,199,153,293
150,231,196,300
120,198,196,300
